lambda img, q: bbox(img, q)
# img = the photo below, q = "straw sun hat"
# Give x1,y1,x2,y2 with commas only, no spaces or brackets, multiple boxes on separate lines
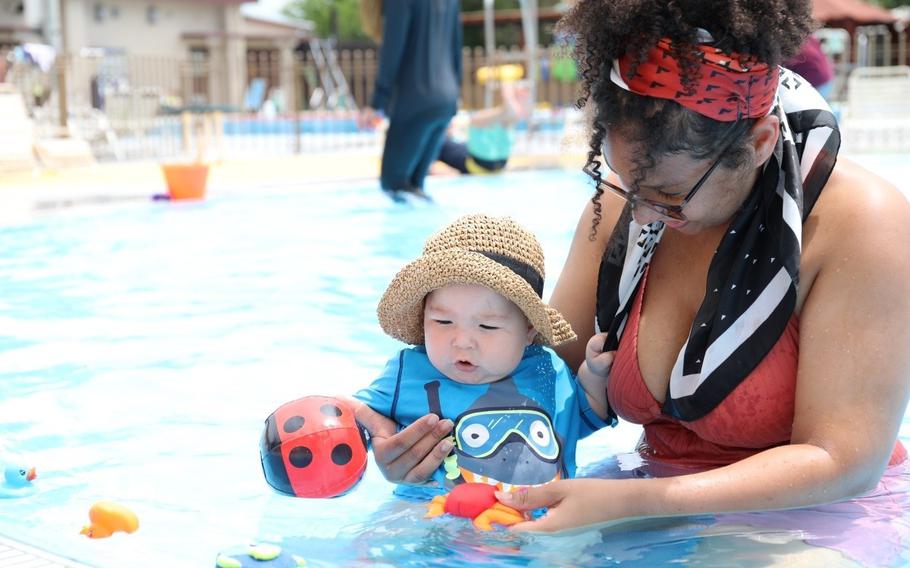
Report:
377,214,577,347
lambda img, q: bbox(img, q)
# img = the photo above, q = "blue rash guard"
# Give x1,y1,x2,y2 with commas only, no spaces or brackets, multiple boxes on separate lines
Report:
371,0,462,192
354,344,611,497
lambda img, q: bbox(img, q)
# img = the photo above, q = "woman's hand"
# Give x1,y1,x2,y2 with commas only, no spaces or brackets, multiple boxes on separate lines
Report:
354,405,454,484
495,479,624,533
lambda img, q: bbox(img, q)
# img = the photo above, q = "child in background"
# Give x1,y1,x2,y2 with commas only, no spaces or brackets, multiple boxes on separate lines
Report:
350,214,615,497
436,81,531,175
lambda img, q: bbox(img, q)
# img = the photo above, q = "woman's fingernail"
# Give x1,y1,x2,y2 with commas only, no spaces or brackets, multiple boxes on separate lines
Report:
495,490,513,502
427,414,439,426
440,440,453,453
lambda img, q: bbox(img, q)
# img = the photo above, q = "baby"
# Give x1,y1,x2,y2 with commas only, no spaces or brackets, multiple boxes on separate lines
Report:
352,214,615,495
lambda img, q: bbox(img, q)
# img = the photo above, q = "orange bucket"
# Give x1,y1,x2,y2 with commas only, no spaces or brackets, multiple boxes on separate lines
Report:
160,162,209,200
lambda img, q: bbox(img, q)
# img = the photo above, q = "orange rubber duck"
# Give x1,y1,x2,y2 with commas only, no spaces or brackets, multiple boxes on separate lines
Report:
80,501,140,538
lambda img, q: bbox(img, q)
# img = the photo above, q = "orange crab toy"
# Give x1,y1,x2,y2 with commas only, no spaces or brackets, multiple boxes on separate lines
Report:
426,483,525,531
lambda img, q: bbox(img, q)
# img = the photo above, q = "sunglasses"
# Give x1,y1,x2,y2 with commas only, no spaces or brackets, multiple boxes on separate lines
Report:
598,121,744,222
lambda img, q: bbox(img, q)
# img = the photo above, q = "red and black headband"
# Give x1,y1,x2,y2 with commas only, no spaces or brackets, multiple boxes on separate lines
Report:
611,32,778,122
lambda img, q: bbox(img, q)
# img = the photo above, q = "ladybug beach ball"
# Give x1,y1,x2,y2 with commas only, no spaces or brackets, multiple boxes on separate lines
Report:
260,396,369,498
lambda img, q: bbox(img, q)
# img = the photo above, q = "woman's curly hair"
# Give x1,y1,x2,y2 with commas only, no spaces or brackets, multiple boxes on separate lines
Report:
557,0,815,237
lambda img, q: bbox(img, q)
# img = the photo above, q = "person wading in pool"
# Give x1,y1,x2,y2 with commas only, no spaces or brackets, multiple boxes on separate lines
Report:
355,0,910,533
357,0,462,203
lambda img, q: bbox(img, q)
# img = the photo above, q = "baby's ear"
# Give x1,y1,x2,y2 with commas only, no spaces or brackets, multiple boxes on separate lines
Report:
525,322,537,345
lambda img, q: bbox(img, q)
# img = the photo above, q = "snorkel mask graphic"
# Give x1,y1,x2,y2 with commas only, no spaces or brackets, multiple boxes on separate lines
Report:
452,406,562,489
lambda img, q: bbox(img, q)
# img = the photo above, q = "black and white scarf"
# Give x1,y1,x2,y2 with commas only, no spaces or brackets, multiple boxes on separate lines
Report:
596,68,841,421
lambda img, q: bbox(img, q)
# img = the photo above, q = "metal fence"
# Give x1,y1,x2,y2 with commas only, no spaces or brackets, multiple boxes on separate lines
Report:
2,44,583,162
3,25,908,163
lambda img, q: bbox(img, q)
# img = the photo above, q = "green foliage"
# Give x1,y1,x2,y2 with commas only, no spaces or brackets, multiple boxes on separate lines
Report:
283,0,568,44
462,0,522,9
283,0,369,41
872,0,910,8
462,0,563,10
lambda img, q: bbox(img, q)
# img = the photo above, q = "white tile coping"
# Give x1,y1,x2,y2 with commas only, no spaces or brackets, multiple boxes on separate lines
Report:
0,535,94,568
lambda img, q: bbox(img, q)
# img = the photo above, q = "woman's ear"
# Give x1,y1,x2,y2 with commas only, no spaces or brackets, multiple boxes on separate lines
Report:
749,114,780,167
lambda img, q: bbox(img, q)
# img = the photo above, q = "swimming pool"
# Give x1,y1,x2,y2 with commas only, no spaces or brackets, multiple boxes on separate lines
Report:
1,169,909,567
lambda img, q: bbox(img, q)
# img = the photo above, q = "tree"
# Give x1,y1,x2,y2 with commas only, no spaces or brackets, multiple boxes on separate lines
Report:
283,0,567,45
283,0,369,42
872,0,910,8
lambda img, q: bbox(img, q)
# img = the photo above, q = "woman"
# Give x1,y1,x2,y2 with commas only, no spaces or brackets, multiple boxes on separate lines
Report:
357,0,910,533
358,0,462,201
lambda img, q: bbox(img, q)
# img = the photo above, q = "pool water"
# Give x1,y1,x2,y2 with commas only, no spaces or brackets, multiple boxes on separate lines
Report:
1,169,910,567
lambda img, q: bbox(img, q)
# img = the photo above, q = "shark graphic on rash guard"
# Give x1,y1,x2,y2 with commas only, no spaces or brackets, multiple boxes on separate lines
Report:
446,378,563,491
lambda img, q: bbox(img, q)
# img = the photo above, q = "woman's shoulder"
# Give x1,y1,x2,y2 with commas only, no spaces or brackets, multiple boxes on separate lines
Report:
802,156,910,300
811,157,909,240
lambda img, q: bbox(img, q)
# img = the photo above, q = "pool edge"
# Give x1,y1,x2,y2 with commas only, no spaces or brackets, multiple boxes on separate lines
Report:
0,534,95,568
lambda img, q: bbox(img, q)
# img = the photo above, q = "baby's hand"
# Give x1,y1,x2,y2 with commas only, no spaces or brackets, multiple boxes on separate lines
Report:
577,333,615,421
584,332,614,377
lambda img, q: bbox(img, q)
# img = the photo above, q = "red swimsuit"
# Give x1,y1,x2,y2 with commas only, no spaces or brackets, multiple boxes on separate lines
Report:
608,271,906,469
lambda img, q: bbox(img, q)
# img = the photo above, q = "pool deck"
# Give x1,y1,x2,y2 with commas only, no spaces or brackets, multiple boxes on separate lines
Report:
0,151,382,224
0,150,907,227
0,150,580,226
0,535,93,568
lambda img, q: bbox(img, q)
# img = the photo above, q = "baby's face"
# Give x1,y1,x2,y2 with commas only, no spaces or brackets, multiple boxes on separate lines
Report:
423,284,536,385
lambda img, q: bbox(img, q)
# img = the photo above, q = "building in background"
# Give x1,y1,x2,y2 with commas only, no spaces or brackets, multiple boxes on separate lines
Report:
1,0,311,109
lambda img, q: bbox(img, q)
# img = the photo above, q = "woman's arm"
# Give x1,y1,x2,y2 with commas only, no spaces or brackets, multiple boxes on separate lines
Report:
498,164,910,532
550,192,625,372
